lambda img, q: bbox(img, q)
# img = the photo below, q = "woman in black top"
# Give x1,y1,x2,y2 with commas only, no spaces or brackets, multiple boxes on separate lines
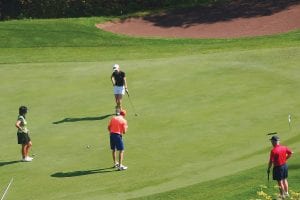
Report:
111,64,128,114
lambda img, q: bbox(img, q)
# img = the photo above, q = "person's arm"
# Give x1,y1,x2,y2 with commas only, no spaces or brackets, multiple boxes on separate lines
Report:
124,77,128,92
16,120,27,133
286,148,293,160
111,74,115,86
108,119,112,133
267,152,273,173
122,119,128,134
15,120,22,130
267,160,272,173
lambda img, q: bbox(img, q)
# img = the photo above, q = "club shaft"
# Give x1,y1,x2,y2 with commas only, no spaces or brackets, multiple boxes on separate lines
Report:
126,92,137,115
1,178,13,200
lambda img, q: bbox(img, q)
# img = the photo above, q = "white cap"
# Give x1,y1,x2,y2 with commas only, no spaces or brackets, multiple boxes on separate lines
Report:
113,64,120,71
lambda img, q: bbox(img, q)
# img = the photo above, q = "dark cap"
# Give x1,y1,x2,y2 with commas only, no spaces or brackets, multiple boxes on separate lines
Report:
270,135,280,141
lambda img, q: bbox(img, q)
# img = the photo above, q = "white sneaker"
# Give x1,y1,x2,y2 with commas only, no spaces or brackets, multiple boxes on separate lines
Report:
114,162,119,168
22,157,33,162
118,165,128,171
284,192,289,198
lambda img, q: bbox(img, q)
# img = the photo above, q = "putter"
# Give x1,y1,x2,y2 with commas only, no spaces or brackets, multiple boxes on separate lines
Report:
267,170,270,188
1,178,13,200
126,90,138,116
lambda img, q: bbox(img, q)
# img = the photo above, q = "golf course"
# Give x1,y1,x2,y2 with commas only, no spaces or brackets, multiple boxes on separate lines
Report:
0,3,300,200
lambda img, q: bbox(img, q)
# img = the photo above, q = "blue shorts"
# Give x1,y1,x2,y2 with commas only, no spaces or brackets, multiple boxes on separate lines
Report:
110,133,124,151
273,164,288,181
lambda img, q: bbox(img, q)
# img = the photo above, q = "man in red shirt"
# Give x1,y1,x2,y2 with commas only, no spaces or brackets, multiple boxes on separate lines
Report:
108,109,128,170
267,135,293,199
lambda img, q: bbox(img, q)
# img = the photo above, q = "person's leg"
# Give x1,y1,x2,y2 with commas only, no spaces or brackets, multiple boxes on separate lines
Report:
282,179,289,196
277,180,284,197
115,94,122,110
110,134,119,167
112,149,117,164
114,94,119,106
21,144,26,159
119,150,124,166
116,135,126,170
25,141,32,157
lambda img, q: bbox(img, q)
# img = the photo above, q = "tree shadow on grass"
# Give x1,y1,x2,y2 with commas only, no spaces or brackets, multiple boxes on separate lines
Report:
53,114,113,124
51,167,118,178
0,160,21,167
140,0,300,28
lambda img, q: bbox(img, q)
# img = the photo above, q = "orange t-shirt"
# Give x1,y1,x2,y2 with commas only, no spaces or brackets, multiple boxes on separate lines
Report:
108,116,128,134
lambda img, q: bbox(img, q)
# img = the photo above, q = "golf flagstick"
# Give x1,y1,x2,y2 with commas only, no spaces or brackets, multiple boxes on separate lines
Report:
126,90,138,116
288,114,291,131
1,178,13,200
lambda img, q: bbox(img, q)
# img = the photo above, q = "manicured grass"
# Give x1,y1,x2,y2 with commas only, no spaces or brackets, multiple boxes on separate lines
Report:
0,18,299,200
0,18,299,63
132,156,300,200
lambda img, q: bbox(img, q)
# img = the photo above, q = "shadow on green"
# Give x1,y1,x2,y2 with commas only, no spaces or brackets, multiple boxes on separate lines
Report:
53,114,113,124
51,167,118,178
0,160,22,167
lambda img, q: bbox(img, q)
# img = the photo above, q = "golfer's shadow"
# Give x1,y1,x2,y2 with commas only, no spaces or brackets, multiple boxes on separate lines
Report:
53,114,113,124
51,167,117,178
0,160,21,167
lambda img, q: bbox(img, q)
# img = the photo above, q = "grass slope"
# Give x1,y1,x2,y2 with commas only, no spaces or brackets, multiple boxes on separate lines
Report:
133,156,300,200
0,18,299,200
0,18,299,63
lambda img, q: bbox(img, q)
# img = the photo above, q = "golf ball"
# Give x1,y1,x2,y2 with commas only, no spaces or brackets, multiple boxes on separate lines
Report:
86,145,90,149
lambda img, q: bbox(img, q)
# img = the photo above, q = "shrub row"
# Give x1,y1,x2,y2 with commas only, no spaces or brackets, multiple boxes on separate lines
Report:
0,0,212,20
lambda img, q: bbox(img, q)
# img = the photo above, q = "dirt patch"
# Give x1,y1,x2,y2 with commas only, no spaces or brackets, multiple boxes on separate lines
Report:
96,0,300,39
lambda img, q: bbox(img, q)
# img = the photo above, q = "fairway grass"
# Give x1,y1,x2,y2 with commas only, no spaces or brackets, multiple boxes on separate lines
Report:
0,18,300,200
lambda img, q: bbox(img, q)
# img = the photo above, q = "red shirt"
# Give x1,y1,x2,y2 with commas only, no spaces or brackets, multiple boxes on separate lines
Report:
269,144,292,166
108,116,128,135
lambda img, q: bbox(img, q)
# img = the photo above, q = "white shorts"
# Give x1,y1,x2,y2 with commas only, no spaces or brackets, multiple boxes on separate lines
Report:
114,86,125,95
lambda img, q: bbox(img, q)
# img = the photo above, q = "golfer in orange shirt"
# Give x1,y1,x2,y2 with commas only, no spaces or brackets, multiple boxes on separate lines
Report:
108,110,128,170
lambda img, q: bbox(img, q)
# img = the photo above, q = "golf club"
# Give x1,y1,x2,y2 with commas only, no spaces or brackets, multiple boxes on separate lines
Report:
267,170,270,187
1,178,13,200
126,90,138,116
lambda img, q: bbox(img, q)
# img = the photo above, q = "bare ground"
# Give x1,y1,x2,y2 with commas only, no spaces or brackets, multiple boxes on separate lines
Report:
96,0,300,39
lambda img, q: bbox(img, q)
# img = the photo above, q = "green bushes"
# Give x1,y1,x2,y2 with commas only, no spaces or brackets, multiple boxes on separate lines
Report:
0,0,218,20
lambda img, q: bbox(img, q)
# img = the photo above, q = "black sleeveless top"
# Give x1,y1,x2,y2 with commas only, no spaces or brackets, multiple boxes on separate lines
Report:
112,71,125,86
